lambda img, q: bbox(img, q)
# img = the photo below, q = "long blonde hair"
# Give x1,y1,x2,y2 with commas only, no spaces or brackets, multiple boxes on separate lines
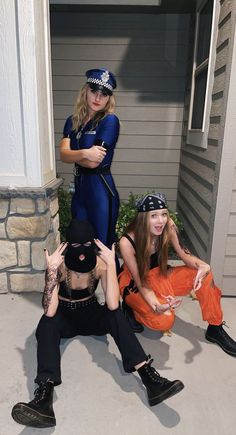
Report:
124,211,172,284
72,84,116,131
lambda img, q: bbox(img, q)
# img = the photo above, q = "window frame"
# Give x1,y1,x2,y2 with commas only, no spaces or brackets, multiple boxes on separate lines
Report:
187,0,220,148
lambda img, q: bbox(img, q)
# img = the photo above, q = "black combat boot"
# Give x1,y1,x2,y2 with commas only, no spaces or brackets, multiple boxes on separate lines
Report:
11,380,56,428
138,359,184,406
122,300,144,333
205,322,236,356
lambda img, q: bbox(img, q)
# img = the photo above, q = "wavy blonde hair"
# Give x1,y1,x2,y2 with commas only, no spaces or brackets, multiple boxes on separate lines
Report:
72,84,116,131
124,210,172,285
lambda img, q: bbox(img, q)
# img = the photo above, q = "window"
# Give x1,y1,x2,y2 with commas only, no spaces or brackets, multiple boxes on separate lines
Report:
187,0,219,148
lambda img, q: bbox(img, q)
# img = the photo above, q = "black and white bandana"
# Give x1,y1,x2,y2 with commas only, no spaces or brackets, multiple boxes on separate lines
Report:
136,192,168,213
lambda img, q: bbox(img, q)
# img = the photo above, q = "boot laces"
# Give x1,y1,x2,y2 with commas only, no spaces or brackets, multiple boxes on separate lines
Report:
219,322,235,344
222,321,229,329
144,359,168,384
33,381,50,404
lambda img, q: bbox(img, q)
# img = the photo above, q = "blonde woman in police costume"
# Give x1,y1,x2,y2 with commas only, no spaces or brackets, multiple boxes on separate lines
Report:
60,68,120,248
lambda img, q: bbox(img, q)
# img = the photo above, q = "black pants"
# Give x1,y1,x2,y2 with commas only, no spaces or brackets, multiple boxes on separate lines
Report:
35,298,147,385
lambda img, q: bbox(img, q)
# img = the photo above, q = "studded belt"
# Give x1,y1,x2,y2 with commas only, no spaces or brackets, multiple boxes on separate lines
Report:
58,296,97,310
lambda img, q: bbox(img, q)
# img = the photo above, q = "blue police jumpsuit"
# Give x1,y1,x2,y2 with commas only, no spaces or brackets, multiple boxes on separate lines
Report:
63,114,120,247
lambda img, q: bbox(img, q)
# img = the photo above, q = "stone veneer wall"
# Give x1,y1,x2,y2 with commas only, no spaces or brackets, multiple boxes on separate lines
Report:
0,179,62,293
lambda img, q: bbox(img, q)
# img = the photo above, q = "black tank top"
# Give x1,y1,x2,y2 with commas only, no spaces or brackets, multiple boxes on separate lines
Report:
123,234,159,269
58,278,99,300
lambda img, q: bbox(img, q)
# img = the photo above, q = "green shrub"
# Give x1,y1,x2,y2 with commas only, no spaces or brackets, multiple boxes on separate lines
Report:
57,187,184,244
58,187,72,240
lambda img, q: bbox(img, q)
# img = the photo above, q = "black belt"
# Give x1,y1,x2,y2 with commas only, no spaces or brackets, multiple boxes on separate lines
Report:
73,165,111,176
74,164,115,197
58,296,97,310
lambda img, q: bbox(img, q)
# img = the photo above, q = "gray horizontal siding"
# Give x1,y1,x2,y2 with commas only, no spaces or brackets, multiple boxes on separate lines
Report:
51,11,190,32
224,256,236,275
177,198,208,258
226,235,236,255
179,170,212,209
53,90,185,105
52,59,186,77
51,44,188,62
228,214,236,234
178,0,236,295
177,1,234,265
54,105,184,122
51,8,189,203
51,33,189,46
222,276,236,293
54,132,181,149
56,158,179,176
52,76,185,93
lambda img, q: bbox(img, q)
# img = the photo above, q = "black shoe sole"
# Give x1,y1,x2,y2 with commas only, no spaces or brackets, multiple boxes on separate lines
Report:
205,334,236,357
11,404,56,428
148,380,184,407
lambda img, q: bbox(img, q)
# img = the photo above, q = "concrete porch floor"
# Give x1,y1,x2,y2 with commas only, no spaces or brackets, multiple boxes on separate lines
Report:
1,289,236,435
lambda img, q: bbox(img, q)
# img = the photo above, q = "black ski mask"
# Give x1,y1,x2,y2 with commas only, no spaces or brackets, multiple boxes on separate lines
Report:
64,219,97,273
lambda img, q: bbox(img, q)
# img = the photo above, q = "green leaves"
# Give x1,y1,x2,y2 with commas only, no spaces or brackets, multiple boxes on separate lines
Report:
58,187,72,241
57,188,184,244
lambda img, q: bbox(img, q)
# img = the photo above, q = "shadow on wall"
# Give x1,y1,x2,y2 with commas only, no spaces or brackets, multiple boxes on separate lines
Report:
50,6,194,208
50,8,191,106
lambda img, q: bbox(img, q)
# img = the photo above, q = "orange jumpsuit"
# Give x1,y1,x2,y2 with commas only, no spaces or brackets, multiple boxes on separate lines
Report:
119,264,223,331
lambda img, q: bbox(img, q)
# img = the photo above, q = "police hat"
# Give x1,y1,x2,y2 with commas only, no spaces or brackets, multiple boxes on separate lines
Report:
86,68,117,95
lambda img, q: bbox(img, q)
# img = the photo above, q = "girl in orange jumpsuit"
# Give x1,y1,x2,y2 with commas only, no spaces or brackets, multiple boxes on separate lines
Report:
119,192,236,357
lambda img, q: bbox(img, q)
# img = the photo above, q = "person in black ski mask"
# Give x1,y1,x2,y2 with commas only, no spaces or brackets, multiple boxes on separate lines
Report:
64,219,97,273
12,219,184,429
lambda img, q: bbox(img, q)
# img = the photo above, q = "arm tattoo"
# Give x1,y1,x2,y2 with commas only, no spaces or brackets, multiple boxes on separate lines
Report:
42,266,62,313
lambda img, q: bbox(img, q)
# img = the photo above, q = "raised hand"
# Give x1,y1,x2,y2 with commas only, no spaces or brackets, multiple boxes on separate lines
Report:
44,242,68,270
164,295,182,309
94,239,115,267
193,264,210,291
153,295,182,313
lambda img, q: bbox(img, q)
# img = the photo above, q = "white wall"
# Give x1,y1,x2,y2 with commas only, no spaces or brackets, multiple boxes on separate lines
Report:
0,0,56,188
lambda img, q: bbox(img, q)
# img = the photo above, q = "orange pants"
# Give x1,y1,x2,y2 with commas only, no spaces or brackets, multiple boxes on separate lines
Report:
119,265,223,331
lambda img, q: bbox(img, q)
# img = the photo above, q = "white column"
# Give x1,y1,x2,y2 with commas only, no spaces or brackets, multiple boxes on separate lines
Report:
0,0,55,188
210,29,236,288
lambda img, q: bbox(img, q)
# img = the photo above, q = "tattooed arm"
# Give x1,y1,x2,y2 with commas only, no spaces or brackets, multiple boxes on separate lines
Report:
42,243,67,317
